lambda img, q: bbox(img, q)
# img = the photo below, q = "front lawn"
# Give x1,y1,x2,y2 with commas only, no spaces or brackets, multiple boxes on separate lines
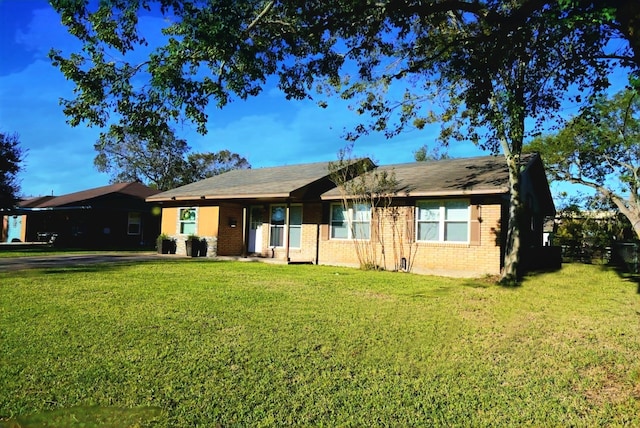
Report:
0,248,154,258
1,262,639,427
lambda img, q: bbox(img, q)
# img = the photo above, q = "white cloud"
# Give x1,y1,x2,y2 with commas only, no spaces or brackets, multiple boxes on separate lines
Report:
15,6,82,58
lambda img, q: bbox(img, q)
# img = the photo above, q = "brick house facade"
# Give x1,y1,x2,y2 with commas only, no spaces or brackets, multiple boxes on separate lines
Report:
3,182,161,248
148,155,555,277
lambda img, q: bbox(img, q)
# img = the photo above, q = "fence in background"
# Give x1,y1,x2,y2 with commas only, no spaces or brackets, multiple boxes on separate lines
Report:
560,241,638,273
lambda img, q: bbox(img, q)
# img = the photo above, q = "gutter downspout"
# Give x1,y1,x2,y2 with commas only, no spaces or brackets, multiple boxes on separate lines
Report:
315,222,320,265
285,201,291,263
242,206,248,258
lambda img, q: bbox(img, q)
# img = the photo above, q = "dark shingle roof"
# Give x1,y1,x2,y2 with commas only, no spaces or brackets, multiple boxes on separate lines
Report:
147,155,532,202
322,155,511,199
148,161,343,201
20,182,160,208
19,195,56,208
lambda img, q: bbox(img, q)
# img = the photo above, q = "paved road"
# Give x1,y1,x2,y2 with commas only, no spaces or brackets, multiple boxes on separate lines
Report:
0,253,169,272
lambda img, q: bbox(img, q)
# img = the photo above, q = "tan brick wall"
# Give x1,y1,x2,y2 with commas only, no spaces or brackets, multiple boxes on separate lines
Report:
160,199,503,276
296,203,322,262
318,202,503,277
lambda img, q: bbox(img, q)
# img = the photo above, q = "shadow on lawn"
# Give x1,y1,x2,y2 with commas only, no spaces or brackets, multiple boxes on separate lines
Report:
461,277,495,288
0,405,163,428
0,254,181,274
40,257,187,275
43,265,134,275
603,264,640,294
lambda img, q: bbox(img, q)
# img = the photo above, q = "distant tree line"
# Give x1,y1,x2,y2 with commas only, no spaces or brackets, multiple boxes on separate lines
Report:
94,127,250,191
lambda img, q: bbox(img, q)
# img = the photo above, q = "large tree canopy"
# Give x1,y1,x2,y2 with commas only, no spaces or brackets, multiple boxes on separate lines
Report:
183,150,250,183
48,1,637,137
95,128,250,191
528,89,640,238
49,0,637,281
0,132,26,210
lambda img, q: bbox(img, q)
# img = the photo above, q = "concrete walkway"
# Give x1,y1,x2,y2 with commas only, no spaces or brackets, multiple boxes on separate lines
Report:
0,252,167,272
0,252,294,272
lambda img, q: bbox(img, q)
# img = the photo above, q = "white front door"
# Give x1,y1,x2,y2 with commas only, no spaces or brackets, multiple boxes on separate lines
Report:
248,206,263,253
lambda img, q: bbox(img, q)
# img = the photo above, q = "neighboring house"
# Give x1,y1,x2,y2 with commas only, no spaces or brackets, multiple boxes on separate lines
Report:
148,154,555,277
2,182,161,248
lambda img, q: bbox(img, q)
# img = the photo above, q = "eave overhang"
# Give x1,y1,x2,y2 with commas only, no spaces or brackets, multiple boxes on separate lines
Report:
320,187,509,201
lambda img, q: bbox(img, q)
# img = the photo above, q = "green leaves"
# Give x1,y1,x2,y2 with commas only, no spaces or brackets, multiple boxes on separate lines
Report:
0,132,26,209
528,88,640,237
49,0,636,146
94,126,249,190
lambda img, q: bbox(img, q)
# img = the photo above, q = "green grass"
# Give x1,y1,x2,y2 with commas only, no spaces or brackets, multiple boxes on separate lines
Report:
0,247,81,258
0,248,154,258
1,261,639,427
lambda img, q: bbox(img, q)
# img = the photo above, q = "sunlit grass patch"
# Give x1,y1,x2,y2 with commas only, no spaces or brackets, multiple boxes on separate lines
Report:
1,261,638,426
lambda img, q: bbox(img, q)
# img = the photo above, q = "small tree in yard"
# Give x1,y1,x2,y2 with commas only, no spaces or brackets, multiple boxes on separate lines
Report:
329,147,416,272
381,205,419,273
0,132,26,210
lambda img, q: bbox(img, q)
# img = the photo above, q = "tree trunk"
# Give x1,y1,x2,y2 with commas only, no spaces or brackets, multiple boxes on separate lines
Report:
631,214,640,239
565,179,640,241
610,194,640,240
501,153,522,283
488,82,526,283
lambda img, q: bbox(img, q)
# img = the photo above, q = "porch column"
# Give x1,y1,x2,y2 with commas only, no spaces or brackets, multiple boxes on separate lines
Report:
285,202,291,262
242,206,248,257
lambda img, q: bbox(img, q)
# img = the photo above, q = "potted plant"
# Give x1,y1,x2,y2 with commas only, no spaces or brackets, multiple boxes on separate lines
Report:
157,234,176,254
185,234,200,257
199,238,208,257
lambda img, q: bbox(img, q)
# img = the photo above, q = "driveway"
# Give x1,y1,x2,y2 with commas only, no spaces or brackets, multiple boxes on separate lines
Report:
0,253,169,272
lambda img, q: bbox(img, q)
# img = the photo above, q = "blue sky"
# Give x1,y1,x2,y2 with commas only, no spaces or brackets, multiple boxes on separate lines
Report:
0,0,487,197
0,1,627,200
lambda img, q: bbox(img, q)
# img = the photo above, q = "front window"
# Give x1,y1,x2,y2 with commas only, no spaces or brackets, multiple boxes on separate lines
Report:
416,200,469,242
127,212,141,235
330,203,371,240
179,208,197,235
289,205,302,248
268,205,303,248
331,204,348,239
270,205,286,247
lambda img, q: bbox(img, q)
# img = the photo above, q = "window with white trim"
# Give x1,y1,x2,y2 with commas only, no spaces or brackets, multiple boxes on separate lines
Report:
270,205,286,247
289,205,302,248
330,203,371,240
127,212,141,235
179,207,197,235
416,200,469,242
269,204,303,248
